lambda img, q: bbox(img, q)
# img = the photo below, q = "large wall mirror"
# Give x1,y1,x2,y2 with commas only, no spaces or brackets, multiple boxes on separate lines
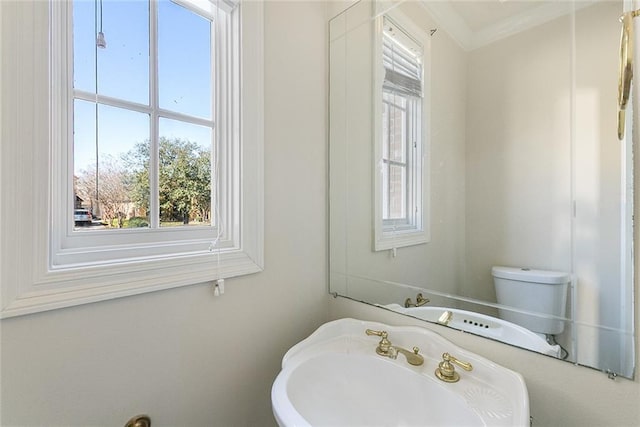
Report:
329,0,636,378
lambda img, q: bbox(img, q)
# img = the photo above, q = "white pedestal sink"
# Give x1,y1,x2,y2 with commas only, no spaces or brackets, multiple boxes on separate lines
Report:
272,318,529,427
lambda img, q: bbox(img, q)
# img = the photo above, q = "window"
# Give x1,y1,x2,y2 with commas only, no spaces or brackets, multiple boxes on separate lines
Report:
374,15,429,251
0,0,263,318
72,0,218,232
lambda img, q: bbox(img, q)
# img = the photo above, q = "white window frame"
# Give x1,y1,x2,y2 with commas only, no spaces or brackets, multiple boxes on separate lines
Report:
373,11,430,252
63,0,231,263
0,0,263,318
381,91,421,230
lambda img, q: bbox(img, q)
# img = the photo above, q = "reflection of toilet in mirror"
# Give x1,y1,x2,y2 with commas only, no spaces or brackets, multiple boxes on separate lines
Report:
492,266,570,348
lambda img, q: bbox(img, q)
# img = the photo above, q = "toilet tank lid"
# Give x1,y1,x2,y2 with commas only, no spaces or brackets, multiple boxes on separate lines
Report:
491,266,570,285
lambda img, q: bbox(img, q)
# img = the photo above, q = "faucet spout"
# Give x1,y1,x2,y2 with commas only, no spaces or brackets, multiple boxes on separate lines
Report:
365,329,424,366
393,346,424,366
438,310,453,325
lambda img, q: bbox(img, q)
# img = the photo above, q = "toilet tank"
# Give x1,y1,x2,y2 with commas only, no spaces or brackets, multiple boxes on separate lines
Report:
492,266,570,335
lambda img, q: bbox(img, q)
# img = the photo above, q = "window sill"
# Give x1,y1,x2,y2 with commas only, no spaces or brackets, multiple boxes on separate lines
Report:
1,250,261,318
374,229,429,251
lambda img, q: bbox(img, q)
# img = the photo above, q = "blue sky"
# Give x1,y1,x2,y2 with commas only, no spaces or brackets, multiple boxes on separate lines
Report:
73,0,213,174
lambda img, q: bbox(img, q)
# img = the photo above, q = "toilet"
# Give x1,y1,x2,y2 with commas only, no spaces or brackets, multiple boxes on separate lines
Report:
492,266,570,336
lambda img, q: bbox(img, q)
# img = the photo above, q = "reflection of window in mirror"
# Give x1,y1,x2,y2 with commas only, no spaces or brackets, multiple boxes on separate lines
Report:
374,15,430,251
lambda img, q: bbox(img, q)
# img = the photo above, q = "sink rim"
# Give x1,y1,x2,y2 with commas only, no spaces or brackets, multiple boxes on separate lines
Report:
384,303,561,357
273,318,530,427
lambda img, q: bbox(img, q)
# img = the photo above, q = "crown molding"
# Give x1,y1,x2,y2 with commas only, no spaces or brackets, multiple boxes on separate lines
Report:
420,0,600,51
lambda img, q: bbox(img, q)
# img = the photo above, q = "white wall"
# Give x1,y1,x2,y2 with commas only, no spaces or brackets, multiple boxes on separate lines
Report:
464,1,622,306
464,12,573,300
0,2,328,426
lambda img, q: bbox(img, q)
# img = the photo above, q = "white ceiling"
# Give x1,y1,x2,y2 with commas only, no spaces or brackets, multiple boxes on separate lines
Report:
420,0,608,51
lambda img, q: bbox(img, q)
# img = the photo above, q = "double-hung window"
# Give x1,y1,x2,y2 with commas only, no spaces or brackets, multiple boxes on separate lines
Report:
374,15,429,251
73,0,221,232
0,0,263,317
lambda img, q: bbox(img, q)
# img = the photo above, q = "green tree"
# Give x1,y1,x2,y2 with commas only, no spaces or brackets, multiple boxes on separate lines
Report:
124,137,211,225
123,142,150,217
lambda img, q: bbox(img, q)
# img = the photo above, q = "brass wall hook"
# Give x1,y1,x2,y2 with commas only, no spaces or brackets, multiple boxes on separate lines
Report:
125,415,151,427
617,9,638,139
619,9,640,23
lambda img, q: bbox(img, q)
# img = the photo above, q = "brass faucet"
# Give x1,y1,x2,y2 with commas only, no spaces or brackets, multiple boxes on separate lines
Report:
365,329,424,366
435,352,473,383
404,293,430,308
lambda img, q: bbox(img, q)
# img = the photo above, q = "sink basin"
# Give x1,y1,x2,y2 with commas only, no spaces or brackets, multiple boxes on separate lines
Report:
272,318,529,427
385,304,561,357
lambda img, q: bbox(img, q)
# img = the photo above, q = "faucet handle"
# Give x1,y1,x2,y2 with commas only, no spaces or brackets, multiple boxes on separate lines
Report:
416,293,430,306
405,293,430,308
435,352,473,383
445,353,472,371
365,329,388,339
365,329,393,356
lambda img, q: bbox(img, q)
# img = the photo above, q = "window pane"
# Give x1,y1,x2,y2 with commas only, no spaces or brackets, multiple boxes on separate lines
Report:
382,162,408,221
95,0,150,104
388,164,406,220
74,101,151,230
74,100,97,177
158,0,212,119
382,101,389,159
158,118,212,227
382,162,389,219
73,0,96,92
386,92,406,163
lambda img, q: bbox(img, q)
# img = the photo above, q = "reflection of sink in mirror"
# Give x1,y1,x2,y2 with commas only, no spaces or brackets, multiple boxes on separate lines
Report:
385,304,561,357
272,318,530,427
